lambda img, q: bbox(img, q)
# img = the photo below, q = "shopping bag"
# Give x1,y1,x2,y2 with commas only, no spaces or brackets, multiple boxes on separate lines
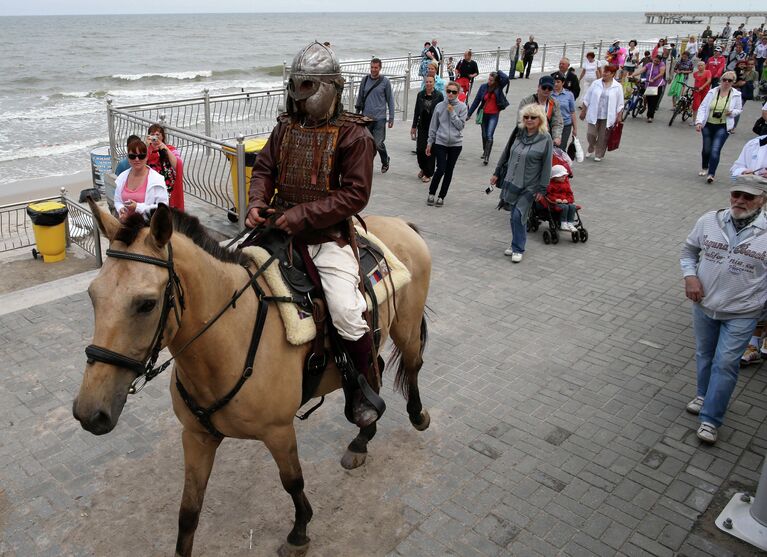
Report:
515,59,524,73
573,136,585,162
607,121,623,151
475,108,483,125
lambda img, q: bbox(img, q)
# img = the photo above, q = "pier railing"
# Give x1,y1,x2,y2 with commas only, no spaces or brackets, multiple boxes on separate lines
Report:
0,190,102,264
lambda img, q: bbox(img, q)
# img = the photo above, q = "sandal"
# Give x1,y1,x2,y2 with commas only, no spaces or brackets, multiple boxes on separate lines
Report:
421,175,431,183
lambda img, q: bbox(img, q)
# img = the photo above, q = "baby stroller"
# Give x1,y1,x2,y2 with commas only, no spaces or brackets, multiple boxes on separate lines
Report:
527,149,589,244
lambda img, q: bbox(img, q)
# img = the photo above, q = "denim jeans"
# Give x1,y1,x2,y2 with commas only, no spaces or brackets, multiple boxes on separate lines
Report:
510,205,527,253
367,119,389,165
481,113,499,142
692,304,756,427
556,203,576,223
429,144,462,199
701,123,729,177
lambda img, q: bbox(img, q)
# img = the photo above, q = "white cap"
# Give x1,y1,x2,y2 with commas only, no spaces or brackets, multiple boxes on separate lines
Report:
551,165,569,178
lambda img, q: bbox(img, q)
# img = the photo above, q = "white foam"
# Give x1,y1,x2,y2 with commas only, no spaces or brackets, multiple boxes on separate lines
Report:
111,70,213,81
0,137,108,163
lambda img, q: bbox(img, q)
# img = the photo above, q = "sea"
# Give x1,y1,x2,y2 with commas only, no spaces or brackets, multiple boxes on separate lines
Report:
0,12,732,189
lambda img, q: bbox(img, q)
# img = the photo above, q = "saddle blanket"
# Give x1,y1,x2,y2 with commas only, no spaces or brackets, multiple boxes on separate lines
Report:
240,227,411,345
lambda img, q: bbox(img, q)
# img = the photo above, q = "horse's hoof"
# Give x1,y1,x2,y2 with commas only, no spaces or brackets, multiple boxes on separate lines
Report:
341,449,367,470
411,409,430,431
277,541,310,557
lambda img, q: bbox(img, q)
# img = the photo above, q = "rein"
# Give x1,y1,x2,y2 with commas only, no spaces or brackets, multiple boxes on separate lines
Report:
84,231,290,438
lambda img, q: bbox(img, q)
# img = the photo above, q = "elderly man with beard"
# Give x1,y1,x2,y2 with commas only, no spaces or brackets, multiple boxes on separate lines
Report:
680,174,767,444
517,75,563,146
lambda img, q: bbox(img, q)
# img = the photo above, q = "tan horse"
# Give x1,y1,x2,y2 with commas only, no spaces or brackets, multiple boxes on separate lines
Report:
72,202,431,557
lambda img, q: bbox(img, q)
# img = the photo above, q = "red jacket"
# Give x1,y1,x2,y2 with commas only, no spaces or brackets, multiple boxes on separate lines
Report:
706,55,726,79
546,178,574,204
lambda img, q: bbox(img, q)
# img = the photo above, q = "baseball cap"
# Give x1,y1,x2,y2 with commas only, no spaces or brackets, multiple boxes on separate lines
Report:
539,75,555,88
551,165,569,178
730,174,767,196
613,39,621,44
715,46,723,52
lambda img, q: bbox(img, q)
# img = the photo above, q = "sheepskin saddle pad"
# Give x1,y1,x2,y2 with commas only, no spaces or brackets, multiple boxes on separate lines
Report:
239,227,411,346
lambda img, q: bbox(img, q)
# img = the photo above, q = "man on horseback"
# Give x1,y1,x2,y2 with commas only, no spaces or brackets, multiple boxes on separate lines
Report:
245,41,382,428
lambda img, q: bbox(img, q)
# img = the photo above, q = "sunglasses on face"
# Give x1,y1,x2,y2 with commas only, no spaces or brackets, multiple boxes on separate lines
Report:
732,191,757,201
721,78,734,82
523,115,539,120
540,85,553,91
446,89,459,94
128,153,147,160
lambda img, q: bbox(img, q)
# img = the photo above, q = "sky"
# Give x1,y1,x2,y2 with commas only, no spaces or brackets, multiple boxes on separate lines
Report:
1,1,765,15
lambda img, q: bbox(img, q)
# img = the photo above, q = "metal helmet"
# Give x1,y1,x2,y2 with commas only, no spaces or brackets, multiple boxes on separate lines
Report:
286,41,345,121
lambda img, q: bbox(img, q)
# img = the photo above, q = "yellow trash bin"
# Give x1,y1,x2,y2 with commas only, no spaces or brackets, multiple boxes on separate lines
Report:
223,137,268,221
27,201,69,263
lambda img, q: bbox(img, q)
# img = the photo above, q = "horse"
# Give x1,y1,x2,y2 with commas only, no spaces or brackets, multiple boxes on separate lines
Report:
72,201,432,557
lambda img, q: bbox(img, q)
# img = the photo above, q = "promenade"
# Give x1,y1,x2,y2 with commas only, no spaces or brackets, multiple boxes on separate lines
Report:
1,77,767,556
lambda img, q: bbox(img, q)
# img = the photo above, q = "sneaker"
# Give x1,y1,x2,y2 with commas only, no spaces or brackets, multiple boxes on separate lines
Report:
435,197,444,207
560,223,570,231
504,247,514,256
511,252,523,263
594,157,602,162
568,222,578,232
697,422,717,444
742,344,763,365
426,194,435,206
698,170,707,176
585,152,594,159
686,395,704,415
647,118,653,123
760,338,767,358
706,175,715,184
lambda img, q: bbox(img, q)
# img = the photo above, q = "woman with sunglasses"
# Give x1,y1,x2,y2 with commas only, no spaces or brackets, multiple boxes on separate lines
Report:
695,70,743,183
490,103,552,263
425,81,467,206
114,137,169,223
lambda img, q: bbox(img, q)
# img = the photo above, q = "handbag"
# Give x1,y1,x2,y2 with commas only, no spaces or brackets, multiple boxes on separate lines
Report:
645,86,659,96
607,121,623,151
753,117,767,136
573,136,585,162
475,108,483,125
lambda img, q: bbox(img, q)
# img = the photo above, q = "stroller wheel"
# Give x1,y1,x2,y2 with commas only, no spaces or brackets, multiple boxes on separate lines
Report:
571,231,579,243
551,231,559,245
542,230,551,245
579,229,589,243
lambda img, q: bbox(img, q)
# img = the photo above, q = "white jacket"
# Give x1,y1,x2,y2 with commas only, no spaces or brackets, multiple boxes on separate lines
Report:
695,87,743,131
115,167,169,217
581,79,624,128
731,136,767,177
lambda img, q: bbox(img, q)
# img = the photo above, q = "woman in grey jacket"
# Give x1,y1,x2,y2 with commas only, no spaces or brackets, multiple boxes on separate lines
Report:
491,103,553,262
426,81,467,206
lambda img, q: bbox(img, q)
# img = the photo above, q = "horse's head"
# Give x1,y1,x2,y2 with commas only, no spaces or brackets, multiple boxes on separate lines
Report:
73,200,177,435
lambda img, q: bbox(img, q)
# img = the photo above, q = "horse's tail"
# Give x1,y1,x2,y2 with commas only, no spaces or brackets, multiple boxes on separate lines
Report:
391,312,428,399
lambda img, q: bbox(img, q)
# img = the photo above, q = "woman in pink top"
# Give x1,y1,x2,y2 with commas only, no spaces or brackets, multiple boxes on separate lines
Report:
114,137,169,223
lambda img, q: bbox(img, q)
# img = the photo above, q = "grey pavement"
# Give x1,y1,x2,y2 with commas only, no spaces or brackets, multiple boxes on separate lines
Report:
3,75,767,557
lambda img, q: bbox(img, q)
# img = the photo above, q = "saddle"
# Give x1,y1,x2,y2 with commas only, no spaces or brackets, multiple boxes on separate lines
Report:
238,226,411,412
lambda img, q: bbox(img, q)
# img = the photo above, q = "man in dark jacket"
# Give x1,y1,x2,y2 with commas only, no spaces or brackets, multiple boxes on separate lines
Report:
456,50,480,103
551,57,580,99
522,35,539,79
246,42,382,428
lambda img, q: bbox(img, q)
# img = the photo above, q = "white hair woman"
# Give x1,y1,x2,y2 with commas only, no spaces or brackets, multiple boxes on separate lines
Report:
490,103,553,262
695,70,743,183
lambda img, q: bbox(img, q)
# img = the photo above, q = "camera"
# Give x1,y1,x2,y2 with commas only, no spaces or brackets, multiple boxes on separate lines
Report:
149,134,159,142
712,111,723,118
484,184,495,195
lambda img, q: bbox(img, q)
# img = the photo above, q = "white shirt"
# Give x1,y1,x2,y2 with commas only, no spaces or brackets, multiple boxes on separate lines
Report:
582,60,600,80
695,87,743,131
115,167,169,217
597,90,610,119
582,79,624,127
756,43,767,59
731,136,767,178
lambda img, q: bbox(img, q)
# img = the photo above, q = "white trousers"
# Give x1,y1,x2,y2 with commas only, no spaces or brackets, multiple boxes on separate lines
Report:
308,242,368,341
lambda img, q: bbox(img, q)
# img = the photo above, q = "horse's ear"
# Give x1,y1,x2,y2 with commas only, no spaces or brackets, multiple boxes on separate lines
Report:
148,204,173,249
87,197,120,242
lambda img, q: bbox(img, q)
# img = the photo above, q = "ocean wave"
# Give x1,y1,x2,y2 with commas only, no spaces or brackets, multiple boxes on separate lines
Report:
109,70,214,82
0,137,108,164
0,104,102,123
46,90,109,100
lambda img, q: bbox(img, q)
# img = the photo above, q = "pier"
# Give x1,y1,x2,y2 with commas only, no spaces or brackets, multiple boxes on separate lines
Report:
645,11,767,25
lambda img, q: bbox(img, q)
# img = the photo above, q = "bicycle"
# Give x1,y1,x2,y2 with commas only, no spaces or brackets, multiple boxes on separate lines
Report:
669,83,695,126
622,78,646,121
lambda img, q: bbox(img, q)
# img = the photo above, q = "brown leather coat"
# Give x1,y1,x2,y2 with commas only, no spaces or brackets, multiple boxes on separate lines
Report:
247,113,375,243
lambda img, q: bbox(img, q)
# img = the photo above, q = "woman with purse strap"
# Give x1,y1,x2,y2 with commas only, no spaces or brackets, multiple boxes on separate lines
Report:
467,72,510,165
631,54,666,122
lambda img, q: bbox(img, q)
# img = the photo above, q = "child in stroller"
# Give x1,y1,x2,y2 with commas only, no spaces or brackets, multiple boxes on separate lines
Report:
527,149,589,244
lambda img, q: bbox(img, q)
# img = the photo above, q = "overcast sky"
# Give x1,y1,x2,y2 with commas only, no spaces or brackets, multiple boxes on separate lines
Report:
2,1,766,15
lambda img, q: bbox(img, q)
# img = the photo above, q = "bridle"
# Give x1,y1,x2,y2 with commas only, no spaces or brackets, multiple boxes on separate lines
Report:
83,234,291,438
85,244,185,393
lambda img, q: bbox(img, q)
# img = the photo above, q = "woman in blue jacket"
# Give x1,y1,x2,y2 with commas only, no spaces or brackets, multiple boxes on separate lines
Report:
467,72,510,165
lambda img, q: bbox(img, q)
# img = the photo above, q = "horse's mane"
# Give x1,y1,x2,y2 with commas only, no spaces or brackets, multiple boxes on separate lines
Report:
114,210,248,266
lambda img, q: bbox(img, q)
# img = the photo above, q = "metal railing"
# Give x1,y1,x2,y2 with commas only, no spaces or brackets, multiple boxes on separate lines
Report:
0,189,102,265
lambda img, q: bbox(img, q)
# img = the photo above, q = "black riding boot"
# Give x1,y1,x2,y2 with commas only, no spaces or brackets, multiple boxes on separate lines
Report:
343,334,381,428
483,139,493,165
